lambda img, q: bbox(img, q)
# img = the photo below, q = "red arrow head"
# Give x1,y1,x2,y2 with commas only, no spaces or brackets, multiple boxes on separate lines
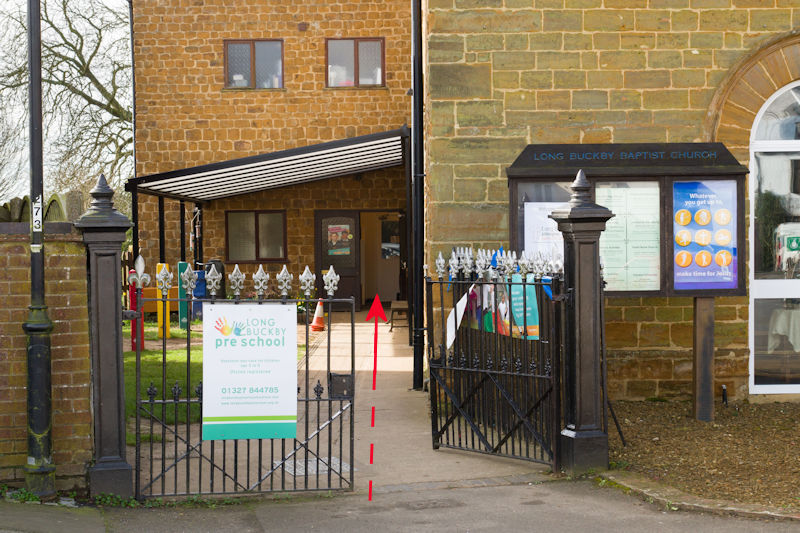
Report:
365,294,387,322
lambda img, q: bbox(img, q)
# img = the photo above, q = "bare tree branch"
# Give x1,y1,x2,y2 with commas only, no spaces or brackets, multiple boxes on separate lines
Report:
0,0,132,202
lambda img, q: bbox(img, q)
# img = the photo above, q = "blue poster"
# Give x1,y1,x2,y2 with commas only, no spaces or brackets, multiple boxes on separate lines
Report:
672,181,737,291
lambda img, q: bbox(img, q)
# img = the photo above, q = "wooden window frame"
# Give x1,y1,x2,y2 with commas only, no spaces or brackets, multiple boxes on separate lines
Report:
225,210,288,263
325,38,386,88
223,39,284,89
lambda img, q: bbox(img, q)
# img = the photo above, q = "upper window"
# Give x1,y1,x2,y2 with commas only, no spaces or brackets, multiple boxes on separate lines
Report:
226,211,286,262
326,38,384,88
225,40,283,89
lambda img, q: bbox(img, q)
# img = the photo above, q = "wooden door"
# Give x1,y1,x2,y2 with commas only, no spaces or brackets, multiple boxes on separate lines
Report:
316,210,361,310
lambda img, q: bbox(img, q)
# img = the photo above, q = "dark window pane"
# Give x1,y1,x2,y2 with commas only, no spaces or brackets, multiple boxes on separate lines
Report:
328,40,355,87
255,41,282,88
227,43,251,87
228,212,256,261
754,298,800,385
358,41,382,85
258,213,284,259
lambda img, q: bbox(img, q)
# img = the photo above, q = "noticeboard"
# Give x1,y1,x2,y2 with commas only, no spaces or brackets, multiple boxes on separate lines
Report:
507,143,748,297
202,302,297,441
672,180,738,291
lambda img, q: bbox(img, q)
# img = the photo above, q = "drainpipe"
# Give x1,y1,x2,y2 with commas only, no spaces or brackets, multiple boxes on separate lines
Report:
411,0,425,390
23,0,55,497
128,0,137,256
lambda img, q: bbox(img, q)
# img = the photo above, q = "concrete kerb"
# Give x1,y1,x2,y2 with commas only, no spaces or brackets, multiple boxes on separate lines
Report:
597,471,800,523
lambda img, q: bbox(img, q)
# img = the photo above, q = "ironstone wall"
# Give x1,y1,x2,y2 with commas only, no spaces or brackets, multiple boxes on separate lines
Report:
131,0,413,277
422,0,800,400
0,224,92,489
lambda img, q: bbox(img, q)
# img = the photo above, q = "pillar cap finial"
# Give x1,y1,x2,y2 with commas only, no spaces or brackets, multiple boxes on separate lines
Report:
548,169,614,224
569,169,592,207
74,174,131,230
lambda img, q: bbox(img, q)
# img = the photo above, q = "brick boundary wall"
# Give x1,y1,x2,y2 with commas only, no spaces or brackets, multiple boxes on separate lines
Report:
0,223,92,490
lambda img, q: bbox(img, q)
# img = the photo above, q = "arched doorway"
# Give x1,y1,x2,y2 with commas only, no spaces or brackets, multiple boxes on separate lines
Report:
749,80,800,393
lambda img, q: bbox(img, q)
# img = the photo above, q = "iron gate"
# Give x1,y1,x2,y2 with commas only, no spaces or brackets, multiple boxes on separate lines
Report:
126,258,355,500
426,249,565,470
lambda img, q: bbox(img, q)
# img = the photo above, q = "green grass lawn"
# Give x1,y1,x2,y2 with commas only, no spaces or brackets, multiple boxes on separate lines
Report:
124,348,204,425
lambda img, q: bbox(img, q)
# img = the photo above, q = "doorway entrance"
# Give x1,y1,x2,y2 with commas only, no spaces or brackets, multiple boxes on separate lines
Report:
315,210,406,312
316,211,361,310
750,80,800,393
360,211,402,308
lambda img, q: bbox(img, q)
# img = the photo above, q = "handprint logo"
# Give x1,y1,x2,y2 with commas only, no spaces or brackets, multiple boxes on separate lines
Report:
214,317,233,336
232,321,245,336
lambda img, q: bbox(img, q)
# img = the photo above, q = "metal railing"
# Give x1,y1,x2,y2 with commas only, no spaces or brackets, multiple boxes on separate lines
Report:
127,257,355,499
426,248,565,469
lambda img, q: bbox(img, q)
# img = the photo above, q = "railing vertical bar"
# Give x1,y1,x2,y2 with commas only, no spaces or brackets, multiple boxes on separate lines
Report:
350,297,355,490
161,295,167,496
185,292,192,495
149,385,154,497
326,297,333,489
134,287,142,500
451,278,462,449
234,440,239,492
173,384,178,494
305,297,310,490
210,440,215,493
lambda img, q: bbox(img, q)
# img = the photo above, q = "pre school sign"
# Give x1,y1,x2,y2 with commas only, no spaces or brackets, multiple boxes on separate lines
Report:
202,303,297,441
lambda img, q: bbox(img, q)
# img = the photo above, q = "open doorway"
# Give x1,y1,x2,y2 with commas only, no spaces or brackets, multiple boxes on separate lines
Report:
360,211,402,308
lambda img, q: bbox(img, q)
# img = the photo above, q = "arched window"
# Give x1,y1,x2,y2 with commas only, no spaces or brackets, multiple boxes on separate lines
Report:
749,80,800,394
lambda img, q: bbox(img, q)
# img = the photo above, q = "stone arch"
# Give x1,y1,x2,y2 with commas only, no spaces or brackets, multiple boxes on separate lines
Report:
709,32,800,162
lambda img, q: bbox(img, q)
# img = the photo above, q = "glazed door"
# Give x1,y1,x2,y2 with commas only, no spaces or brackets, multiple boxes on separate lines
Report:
316,211,361,311
750,81,800,394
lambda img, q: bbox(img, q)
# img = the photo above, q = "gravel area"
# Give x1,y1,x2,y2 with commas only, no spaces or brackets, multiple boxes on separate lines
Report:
608,400,800,511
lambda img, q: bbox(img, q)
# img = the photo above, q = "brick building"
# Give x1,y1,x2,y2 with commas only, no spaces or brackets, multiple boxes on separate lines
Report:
128,0,412,309
425,0,800,400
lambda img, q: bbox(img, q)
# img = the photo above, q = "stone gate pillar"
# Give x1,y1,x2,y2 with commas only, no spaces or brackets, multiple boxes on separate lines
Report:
549,170,613,475
74,175,133,497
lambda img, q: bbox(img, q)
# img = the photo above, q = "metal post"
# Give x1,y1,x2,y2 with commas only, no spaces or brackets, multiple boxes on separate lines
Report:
411,0,425,390
75,175,134,497
198,204,204,265
179,201,186,262
22,0,55,497
549,170,613,475
158,196,165,263
131,189,139,259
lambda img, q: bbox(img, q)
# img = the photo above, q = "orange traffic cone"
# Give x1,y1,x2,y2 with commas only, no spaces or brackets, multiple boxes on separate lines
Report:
311,299,325,332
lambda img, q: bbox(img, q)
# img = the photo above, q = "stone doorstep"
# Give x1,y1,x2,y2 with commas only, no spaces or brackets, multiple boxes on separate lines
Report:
598,471,800,523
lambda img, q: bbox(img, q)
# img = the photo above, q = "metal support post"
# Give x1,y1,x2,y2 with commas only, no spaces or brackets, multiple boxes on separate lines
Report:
411,0,425,390
549,170,613,475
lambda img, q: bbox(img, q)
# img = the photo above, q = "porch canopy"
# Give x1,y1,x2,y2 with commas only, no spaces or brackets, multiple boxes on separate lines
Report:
125,126,409,203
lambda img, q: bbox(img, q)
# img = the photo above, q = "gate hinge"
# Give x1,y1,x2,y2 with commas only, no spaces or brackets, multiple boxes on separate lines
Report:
122,309,141,321
553,288,573,304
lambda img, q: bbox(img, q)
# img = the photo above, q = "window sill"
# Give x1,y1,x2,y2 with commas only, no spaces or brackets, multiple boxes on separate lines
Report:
324,85,388,90
222,87,287,92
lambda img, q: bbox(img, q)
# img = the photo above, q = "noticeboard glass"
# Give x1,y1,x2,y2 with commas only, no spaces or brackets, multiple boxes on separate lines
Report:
672,180,738,291
597,182,661,292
